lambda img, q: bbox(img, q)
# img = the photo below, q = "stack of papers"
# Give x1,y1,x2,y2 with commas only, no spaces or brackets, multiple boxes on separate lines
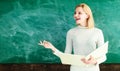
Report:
54,41,109,66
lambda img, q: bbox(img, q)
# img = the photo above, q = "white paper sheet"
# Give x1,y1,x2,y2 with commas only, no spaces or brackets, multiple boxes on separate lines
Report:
85,41,108,60
54,41,108,66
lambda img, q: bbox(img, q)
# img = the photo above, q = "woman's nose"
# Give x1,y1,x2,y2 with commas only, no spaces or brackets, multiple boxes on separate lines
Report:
74,14,78,18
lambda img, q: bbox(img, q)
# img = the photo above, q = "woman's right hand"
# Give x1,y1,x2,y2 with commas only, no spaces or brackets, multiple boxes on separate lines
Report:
38,40,56,51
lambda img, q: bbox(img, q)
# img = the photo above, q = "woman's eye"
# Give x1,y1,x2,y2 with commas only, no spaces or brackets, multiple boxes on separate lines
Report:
74,12,81,15
78,12,81,14
74,12,76,14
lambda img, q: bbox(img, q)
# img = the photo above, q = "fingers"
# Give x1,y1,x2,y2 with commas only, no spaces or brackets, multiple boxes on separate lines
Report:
38,41,44,45
81,56,97,64
88,55,94,61
81,56,93,64
88,55,92,60
43,40,48,44
38,40,50,46
81,58,90,64
81,58,85,63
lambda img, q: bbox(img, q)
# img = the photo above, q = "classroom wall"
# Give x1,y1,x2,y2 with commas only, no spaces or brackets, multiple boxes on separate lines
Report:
0,0,120,63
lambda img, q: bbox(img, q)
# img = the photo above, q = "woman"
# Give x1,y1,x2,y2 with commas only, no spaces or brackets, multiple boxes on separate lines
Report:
39,3,106,71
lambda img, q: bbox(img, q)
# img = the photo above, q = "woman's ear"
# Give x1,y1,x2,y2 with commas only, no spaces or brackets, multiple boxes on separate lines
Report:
85,14,89,19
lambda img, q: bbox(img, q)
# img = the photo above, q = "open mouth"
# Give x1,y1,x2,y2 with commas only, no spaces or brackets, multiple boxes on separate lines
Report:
76,18,81,21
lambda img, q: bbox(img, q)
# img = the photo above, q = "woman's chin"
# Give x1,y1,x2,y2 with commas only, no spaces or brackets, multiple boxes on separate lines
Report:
75,21,81,24
76,22,80,25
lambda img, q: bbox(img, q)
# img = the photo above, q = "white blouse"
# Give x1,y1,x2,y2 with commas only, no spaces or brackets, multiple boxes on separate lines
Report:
64,26,106,71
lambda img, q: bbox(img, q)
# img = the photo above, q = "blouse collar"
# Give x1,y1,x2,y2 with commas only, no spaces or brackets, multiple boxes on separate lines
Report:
77,25,88,29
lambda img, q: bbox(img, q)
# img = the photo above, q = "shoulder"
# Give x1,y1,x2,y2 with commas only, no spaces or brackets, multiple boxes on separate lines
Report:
93,27,103,33
67,27,77,34
93,27,104,36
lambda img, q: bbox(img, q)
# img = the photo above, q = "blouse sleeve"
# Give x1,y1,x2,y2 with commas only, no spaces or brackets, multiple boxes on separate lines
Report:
97,30,104,47
53,30,73,57
96,30,107,65
64,30,73,53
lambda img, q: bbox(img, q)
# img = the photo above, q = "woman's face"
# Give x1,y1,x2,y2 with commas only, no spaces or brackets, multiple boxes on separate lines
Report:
74,7,88,26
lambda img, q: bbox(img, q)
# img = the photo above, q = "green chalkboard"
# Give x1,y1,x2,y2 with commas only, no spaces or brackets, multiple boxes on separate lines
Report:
0,0,120,63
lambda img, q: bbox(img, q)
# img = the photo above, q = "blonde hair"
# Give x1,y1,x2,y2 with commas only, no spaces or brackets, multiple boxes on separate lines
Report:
75,3,94,29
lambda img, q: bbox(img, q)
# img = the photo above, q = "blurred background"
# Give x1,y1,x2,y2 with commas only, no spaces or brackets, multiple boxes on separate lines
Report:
0,0,120,63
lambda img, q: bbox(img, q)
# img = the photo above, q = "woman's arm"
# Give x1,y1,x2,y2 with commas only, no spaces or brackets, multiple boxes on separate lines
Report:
95,54,107,65
64,30,73,53
81,30,106,65
38,40,63,56
38,40,65,60
95,30,107,65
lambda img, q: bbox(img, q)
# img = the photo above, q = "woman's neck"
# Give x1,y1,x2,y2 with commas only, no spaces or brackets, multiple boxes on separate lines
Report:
79,21,88,27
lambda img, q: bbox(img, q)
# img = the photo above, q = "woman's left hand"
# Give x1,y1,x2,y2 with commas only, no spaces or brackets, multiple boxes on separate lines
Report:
81,55,97,65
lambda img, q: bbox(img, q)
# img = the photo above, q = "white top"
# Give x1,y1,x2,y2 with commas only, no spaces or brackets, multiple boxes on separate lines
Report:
64,26,106,71
53,41,108,67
